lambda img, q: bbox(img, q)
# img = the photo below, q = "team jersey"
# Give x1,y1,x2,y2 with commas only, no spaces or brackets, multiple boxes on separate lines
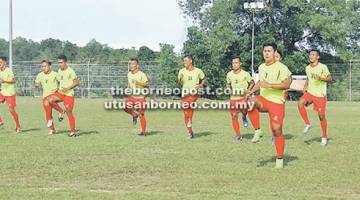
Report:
35,71,59,98
226,69,252,100
128,70,148,98
305,63,330,97
0,67,16,96
259,61,292,104
178,67,205,92
57,67,77,96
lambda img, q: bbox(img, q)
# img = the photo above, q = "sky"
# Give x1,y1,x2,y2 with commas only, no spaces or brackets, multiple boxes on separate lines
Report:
0,0,189,52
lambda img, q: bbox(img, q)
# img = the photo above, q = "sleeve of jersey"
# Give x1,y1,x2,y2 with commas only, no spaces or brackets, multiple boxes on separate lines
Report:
142,73,149,82
226,73,231,85
7,70,15,81
322,65,330,77
35,74,41,84
177,69,182,80
199,69,205,80
71,69,78,80
246,72,253,82
280,66,292,82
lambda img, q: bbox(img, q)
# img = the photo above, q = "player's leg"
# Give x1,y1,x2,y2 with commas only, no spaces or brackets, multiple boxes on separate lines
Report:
0,94,4,125
63,96,77,136
241,111,249,127
247,96,264,142
298,93,312,133
230,100,241,141
182,96,194,139
48,99,65,122
124,97,139,126
269,105,285,168
138,99,147,136
43,98,56,134
315,97,328,145
6,96,21,132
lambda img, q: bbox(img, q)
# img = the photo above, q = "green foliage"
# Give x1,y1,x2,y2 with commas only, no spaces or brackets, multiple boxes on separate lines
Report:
159,44,181,88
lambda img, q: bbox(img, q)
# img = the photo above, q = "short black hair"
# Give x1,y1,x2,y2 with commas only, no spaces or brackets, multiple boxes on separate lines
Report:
42,60,52,66
183,54,193,60
57,54,67,62
0,56,8,62
310,49,320,55
263,42,278,51
276,50,283,58
231,55,241,61
129,58,139,63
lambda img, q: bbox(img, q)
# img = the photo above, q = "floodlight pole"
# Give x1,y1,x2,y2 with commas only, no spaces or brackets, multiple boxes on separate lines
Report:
9,0,13,69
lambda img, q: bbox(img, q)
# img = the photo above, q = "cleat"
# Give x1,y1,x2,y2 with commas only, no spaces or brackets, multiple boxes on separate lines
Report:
242,116,249,127
186,120,192,128
303,124,311,134
251,129,263,143
233,135,243,141
15,127,21,133
68,131,79,137
47,120,53,128
320,138,328,146
275,158,284,168
188,133,194,139
132,115,139,126
49,129,56,135
58,111,66,122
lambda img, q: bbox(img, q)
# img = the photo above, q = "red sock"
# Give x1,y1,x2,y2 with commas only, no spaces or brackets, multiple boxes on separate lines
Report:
298,105,310,125
124,108,137,117
43,103,53,121
67,112,76,132
10,110,20,128
275,134,285,159
184,109,193,133
140,114,146,133
320,118,327,138
232,115,240,136
248,108,260,129
51,102,64,114
0,116,3,124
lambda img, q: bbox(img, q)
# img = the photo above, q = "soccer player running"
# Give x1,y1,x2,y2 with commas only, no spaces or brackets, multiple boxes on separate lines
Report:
47,55,79,137
0,56,21,132
35,60,65,134
178,55,205,139
226,56,254,141
124,58,149,136
298,49,332,146
246,42,292,168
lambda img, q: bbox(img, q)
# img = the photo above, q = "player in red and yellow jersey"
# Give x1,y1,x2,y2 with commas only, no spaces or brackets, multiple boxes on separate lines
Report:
35,60,65,135
0,56,21,133
47,55,79,137
124,58,149,136
298,49,332,146
178,55,205,139
226,56,254,141
246,42,292,168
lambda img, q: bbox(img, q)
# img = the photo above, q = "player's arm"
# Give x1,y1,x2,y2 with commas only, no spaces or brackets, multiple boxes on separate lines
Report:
178,73,184,86
61,78,80,93
316,74,332,82
35,82,41,88
303,79,309,92
198,79,206,89
247,80,255,90
246,81,260,97
0,78,16,84
135,80,149,88
260,76,292,90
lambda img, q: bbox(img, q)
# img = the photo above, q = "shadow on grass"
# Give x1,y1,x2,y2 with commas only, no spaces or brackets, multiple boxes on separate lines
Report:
21,128,41,133
146,131,163,136
241,133,294,140
55,130,99,136
304,137,332,145
257,155,299,167
195,131,216,138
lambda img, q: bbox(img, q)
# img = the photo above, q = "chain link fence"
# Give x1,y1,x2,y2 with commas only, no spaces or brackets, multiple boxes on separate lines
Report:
10,60,360,101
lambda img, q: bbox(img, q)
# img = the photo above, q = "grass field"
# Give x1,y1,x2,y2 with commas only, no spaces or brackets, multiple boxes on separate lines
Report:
0,97,359,200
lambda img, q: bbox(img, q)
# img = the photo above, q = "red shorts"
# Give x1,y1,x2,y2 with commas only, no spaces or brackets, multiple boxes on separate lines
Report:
230,99,248,115
302,92,326,115
125,97,146,114
256,96,285,125
0,93,16,108
182,95,198,109
52,92,75,111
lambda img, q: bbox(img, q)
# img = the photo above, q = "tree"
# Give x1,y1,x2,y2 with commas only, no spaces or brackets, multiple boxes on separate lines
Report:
159,43,181,88
137,46,157,61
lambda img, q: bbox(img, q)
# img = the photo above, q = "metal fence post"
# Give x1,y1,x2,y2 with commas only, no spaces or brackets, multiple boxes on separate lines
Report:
87,59,91,99
349,60,352,102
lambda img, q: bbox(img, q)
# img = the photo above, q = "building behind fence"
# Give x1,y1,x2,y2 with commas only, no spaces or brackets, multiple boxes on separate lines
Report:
11,60,360,101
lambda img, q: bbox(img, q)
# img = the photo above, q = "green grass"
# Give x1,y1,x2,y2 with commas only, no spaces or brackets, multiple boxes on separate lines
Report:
0,97,359,200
